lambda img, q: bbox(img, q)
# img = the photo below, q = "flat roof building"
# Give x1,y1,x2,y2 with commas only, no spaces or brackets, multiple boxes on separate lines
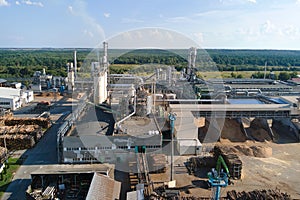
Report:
0,87,34,110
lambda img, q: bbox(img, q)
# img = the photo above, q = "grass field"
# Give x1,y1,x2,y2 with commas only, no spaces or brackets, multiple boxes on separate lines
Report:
0,157,20,198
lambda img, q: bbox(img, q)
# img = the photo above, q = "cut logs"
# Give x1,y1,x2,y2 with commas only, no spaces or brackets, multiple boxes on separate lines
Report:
0,117,50,150
227,189,291,200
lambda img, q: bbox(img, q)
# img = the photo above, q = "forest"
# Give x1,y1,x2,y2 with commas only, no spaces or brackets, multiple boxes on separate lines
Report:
0,48,299,80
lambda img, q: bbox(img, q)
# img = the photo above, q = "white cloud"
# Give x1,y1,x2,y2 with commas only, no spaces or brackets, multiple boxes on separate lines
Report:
260,20,275,34
103,13,110,18
15,1,20,5
219,0,257,4
67,1,105,42
68,5,74,14
283,25,300,38
166,16,190,23
121,18,144,23
193,32,204,44
21,0,44,7
0,0,9,6
83,29,94,38
296,0,300,5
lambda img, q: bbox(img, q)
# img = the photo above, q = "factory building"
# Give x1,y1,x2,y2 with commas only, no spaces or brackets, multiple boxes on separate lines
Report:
0,87,34,110
62,129,162,164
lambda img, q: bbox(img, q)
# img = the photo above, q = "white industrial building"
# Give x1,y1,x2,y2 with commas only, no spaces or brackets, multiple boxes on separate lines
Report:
0,87,34,110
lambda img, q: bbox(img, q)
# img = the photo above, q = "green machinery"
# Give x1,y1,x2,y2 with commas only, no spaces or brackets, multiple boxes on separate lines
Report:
207,155,230,200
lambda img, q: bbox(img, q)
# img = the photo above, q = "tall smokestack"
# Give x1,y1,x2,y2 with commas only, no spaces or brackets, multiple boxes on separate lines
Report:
74,50,77,79
103,42,108,65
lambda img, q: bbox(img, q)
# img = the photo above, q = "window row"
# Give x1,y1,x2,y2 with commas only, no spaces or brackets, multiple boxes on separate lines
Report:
0,102,10,105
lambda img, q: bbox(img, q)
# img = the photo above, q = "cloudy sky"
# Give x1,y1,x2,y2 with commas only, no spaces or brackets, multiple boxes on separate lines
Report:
0,0,300,49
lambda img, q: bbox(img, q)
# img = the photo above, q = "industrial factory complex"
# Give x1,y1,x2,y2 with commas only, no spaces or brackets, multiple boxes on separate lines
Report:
1,43,300,200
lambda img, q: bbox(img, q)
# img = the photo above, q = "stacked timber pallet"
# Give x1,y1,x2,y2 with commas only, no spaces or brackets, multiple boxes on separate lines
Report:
214,146,243,180
227,189,291,200
148,154,167,173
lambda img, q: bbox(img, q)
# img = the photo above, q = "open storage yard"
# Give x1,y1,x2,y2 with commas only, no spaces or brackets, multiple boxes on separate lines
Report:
147,138,300,199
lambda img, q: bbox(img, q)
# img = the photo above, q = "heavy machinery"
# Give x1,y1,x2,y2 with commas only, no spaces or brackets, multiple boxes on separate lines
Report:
207,155,230,200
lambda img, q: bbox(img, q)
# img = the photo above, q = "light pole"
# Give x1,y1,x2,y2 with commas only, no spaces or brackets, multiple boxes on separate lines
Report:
168,112,176,181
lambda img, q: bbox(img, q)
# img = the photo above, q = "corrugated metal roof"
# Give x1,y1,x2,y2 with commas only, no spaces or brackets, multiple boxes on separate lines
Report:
86,172,121,200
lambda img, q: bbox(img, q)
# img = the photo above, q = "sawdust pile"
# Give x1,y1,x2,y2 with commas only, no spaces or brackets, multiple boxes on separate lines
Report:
246,118,272,142
220,119,247,142
216,144,272,158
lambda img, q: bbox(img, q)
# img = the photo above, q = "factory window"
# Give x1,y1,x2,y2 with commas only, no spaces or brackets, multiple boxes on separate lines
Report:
81,147,87,150
0,102,10,105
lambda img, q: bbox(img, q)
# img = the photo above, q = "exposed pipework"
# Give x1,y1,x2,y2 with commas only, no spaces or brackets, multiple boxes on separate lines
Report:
115,95,136,131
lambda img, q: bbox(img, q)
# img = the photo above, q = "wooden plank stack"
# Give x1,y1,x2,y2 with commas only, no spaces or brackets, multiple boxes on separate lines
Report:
148,154,167,173
214,146,243,180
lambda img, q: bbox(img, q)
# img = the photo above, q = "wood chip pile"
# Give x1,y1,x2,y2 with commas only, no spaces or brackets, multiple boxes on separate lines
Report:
227,189,291,200
148,154,167,173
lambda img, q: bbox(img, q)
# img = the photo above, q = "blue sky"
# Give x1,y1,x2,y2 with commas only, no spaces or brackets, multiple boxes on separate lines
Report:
1,0,300,49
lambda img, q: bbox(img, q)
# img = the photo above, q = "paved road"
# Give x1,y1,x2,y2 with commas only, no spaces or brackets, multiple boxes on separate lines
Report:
2,103,73,200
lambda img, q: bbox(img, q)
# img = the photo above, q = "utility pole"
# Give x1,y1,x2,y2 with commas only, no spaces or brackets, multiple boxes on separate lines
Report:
168,112,176,181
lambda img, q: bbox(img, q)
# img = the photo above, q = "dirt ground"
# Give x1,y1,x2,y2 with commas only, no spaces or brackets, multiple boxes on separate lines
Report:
150,141,300,199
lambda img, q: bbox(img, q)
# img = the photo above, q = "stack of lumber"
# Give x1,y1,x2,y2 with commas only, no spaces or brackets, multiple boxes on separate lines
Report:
0,134,35,150
148,154,167,173
214,146,243,180
227,189,291,200
4,117,50,128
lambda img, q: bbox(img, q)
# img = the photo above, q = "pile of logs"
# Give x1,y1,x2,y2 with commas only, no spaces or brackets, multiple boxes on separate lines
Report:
148,154,167,173
0,117,49,150
4,117,51,128
0,146,7,161
189,156,216,172
0,134,35,150
214,146,243,180
227,189,291,200
0,125,43,143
